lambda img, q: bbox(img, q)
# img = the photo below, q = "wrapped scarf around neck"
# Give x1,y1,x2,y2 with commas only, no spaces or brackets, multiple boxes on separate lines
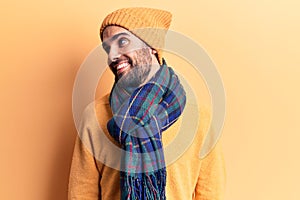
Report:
107,60,186,200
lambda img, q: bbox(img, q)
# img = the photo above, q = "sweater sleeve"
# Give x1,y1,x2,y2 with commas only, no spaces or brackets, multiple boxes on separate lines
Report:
68,99,111,200
68,135,101,200
194,141,226,200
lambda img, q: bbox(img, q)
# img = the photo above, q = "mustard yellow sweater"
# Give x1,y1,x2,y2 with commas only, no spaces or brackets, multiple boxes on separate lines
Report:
68,94,226,200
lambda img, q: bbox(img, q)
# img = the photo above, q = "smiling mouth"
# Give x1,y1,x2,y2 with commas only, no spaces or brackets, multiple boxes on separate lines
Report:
115,61,131,77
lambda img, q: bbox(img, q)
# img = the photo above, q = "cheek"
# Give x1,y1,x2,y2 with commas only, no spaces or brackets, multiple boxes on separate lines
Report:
123,50,137,62
123,39,148,54
121,45,139,55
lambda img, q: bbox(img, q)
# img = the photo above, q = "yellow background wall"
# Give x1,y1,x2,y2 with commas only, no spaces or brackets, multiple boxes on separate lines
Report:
1,1,299,199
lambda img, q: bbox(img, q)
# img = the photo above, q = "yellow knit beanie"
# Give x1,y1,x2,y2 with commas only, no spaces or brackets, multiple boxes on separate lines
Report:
100,7,172,64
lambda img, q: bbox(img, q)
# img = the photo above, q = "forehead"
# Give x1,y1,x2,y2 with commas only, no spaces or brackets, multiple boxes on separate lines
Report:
102,26,131,41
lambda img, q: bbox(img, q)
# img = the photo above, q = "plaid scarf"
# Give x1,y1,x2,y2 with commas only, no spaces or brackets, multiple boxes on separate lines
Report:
107,60,186,200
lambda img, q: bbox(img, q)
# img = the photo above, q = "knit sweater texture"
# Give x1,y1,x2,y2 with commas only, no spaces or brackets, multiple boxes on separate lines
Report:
68,94,226,200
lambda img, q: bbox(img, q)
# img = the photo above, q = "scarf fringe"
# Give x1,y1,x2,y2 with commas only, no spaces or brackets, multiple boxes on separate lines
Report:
122,169,166,200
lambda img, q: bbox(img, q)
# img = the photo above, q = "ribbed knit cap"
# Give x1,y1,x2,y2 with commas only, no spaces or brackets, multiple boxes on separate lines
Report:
100,7,172,64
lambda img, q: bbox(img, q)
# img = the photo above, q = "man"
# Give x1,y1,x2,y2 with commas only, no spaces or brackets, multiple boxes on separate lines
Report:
68,7,225,200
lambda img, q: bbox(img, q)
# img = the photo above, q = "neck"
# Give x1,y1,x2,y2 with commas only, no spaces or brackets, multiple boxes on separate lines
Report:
142,56,161,85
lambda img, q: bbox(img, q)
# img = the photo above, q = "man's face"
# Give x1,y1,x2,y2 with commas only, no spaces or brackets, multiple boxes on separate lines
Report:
102,26,154,87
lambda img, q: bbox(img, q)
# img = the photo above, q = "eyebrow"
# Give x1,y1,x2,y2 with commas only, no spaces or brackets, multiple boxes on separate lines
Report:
102,32,130,49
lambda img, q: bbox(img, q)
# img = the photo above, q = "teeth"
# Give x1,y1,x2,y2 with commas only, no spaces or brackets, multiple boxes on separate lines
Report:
116,62,129,70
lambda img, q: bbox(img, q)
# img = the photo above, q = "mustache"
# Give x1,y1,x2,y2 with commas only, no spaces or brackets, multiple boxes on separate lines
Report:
109,58,134,82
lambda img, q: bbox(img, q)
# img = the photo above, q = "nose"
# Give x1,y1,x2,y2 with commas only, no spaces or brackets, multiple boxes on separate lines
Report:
108,45,121,64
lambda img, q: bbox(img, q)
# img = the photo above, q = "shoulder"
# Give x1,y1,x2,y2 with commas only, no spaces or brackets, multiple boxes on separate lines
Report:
184,101,212,156
79,94,111,128
194,103,223,160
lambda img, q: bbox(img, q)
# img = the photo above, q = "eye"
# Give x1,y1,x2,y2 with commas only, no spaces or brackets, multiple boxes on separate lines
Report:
118,37,129,47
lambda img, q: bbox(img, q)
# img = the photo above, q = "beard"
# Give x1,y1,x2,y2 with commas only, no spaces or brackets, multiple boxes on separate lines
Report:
117,48,152,88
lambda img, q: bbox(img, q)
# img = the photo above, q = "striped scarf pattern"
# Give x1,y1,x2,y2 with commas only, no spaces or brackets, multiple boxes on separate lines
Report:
107,60,186,199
